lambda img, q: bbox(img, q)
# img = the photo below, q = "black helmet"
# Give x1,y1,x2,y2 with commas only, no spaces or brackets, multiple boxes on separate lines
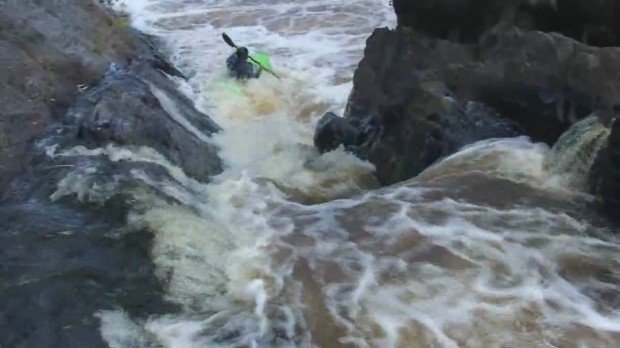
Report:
236,47,249,59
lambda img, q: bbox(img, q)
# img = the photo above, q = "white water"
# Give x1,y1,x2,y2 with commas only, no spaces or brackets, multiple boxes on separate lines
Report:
64,1,620,347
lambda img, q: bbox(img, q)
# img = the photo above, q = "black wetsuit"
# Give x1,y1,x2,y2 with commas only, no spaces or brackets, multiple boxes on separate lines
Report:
226,51,261,79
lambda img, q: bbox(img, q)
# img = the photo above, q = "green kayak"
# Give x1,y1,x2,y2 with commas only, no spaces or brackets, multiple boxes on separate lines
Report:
218,52,273,96
249,52,272,71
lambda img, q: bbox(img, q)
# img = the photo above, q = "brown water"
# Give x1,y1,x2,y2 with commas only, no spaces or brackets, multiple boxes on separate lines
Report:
58,1,620,347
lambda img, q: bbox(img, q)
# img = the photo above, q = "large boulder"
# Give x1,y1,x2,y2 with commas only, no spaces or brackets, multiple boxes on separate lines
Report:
0,1,222,346
349,25,620,143
589,118,620,217
341,0,620,219
392,0,620,47
340,20,620,184
0,0,179,197
346,77,518,185
313,112,364,153
317,0,620,188
392,0,505,43
71,63,221,182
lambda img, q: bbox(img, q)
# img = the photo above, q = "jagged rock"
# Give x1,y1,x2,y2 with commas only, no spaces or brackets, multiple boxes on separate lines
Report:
393,0,506,43
0,0,182,197
72,63,221,182
346,78,518,185
350,24,620,142
392,0,620,47
340,0,620,221
340,21,620,184
518,0,620,47
590,118,620,217
0,1,222,346
0,198,177,347
313,112,363,153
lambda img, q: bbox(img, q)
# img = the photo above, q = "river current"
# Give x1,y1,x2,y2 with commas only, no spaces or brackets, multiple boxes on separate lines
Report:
61,1,620,347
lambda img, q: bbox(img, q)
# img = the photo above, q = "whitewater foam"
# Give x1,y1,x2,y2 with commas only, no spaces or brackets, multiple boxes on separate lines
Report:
78,1,620,347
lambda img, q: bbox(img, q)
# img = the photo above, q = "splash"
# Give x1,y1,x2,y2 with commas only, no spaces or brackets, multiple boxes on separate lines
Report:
79,1,620,347
417,137,551,186
547,115,611,190
417,117,611,196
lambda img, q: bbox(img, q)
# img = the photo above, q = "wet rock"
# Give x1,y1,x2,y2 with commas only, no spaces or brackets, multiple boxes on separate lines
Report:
341,17,620,184
313,112,363,153
347,78,517,185
349,0,620,220
453,26,619,141
350,25,620,142
589,118,620,218
0,0,183,197
72,63,221,182
392,0,620,47
0,199,177,348
0,1,220,346
393,0,506,43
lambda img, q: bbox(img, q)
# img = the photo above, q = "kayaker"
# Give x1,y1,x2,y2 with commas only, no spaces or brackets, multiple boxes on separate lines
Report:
226,47,262,79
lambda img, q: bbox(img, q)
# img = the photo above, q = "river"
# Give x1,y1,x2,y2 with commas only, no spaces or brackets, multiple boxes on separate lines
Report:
73,0,620,347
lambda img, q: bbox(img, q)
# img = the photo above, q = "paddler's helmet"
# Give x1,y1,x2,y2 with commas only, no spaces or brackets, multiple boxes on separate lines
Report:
236,47,249,60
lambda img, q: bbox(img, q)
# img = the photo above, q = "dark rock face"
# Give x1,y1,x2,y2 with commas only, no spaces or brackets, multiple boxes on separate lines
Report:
313,112,363,153
590,118,620,217
349,26,620,145
393,0,620,47
0,199,177,348
73,64,221,182
393,0,505,43
446,26,620,142
348,77,518,185
517,0,620,47
339,0,620,185
0,0,220,191
0,0,181,197
0,1,221,346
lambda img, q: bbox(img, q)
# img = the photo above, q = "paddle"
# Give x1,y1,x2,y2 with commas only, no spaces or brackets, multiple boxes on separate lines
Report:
222,33,281,79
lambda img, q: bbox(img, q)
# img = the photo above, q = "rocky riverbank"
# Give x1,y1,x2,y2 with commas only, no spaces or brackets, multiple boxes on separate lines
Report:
2,1,619,346
0,1,221,346
315,0,620,216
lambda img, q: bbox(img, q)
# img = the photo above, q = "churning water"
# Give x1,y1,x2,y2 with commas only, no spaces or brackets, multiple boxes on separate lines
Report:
58,0,620,347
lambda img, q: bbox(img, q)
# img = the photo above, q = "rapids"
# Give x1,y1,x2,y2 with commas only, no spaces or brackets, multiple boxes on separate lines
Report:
52,0,620,347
